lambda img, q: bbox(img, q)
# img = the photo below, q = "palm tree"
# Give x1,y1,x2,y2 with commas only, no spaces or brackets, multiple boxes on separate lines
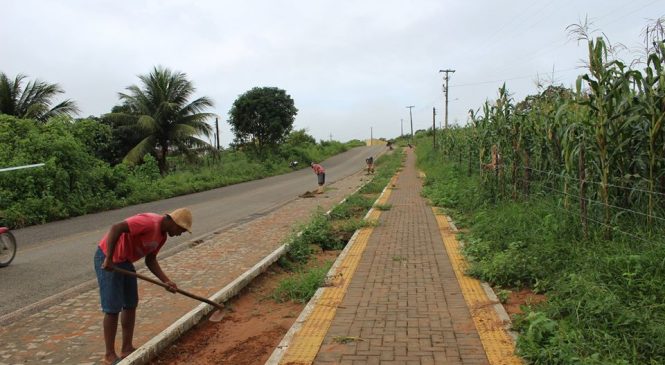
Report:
110,66,214,174
0,72,79,122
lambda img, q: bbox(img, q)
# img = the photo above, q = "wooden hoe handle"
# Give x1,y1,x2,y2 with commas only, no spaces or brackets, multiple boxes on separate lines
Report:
111,266,225,311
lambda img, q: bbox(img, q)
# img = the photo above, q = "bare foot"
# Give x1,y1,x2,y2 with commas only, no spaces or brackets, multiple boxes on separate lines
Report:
120,347,136,358
103,355,120,365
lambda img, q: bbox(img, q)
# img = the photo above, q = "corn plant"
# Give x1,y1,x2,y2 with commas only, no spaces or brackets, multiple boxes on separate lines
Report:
634,42,665,227
577,37,639,237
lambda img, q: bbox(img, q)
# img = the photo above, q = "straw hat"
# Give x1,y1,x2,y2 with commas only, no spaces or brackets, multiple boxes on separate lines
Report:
168,208,192,233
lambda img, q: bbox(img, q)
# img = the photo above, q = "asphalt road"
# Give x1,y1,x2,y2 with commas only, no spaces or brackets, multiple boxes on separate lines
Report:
0,145,385,318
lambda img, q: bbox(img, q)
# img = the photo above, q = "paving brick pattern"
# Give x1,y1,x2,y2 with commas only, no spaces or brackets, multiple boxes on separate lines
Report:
0,172,368,365
313,149,489,365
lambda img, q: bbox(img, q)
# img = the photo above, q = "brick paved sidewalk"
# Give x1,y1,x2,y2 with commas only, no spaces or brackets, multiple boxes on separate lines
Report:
0,171,369,365
313,149,490,364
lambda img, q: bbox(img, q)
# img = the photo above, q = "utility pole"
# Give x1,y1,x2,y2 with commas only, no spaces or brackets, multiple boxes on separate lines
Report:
370,127,373,145
329,133,332,142
439,69,455,129
215,117,220,150
406,105,414,143
400,118,404,137
432,107,436,149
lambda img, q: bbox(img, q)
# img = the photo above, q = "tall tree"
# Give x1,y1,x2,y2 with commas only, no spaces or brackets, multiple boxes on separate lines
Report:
228,86,298,153
109,66,214,174
0,72,79,122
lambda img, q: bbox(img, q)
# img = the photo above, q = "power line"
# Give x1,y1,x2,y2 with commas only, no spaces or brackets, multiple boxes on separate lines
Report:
468,0,558,61
449,67,580,88
595,0,662,29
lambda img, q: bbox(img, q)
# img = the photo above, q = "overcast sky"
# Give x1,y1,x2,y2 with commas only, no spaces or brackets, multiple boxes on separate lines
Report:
1,0,662,146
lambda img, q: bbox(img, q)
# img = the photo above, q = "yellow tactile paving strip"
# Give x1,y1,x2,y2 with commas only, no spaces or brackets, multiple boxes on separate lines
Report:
279,175,398,365
433,210,523,365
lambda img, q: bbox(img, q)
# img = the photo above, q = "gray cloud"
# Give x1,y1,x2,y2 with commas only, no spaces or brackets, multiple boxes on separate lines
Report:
2,0,660,146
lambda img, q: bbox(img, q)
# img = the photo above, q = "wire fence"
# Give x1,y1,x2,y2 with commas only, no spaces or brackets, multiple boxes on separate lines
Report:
521,178,665,223
514,186,657,245
441,153,665,200
523,165,665,198
430,152,665,242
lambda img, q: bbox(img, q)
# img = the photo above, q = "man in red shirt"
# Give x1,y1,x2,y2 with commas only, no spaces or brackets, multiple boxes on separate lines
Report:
310,162,326,194
94,208,192,365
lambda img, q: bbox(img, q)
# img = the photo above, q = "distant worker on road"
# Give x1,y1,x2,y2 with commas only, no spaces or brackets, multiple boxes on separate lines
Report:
310,162,326,194
289,160,299,170
365,156,375,174
94,208,192,365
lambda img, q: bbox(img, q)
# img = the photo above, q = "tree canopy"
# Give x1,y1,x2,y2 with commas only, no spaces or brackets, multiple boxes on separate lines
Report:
0,72,79,122
107,66,214,174
228,87,298,153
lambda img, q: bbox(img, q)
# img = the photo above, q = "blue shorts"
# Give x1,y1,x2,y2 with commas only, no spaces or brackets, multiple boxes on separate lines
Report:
94,247,138,314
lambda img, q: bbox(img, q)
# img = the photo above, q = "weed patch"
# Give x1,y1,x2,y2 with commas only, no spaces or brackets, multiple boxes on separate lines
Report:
272,262,333,303
417,138,665,364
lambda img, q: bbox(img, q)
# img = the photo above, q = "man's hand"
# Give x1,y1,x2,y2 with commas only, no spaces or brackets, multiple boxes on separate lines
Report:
101,258,114,271
164,280,178,293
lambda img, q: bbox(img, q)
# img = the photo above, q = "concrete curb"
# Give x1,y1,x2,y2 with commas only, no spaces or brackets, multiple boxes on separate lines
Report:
121,171,376,365
265,175,394,365
120,244,287,365
446,216,519,342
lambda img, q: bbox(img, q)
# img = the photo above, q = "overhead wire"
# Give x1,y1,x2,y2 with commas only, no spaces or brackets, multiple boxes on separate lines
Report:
595,0,662,29
465,1,544,58
449,67,580,88
475,0,560,58
450,0,658,93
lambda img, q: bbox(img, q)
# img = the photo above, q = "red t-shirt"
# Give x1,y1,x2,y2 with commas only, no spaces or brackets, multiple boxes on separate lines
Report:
311,164,325,174
98,213,167,263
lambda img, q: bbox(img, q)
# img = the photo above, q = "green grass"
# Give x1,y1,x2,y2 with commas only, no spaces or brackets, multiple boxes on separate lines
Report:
272,262,333,303
416,137,665,365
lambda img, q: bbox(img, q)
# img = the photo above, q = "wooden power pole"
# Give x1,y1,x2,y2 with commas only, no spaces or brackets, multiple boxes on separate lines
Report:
406,105,414,143
439,69,455,129
432,107,436,149
215,117,220,150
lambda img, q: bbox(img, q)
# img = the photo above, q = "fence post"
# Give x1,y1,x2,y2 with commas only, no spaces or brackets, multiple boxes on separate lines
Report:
523,150,530,197
579,142,588,239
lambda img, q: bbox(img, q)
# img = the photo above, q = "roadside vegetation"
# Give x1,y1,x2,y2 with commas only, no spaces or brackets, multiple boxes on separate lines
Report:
0,67,364,228
418,20,665,364
275,150,403,303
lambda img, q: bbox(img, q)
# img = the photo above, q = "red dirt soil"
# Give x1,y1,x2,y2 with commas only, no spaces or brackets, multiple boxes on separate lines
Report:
502,288,547,317
150,249,340,365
